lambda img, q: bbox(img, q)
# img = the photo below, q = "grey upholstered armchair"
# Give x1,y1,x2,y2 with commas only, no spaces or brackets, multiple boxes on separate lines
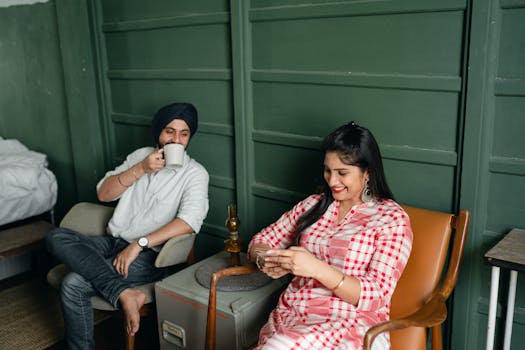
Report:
47,202,195,350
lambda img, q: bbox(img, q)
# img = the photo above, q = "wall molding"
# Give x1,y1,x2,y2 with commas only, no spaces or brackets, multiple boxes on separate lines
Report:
209,174,235,190
198,122,234,137
478,297,525,325
482,229,506,240
500,0,525,9
489,156,525,176
252,130,322,150
495,78,525,97
201,222,230,238
381,144,458,166
111,112,151,126
107,68,231,81
111,113,233,137
253,130,458,166
102,12,229,32
252,69,461,92
252,183,307,204
250,0,466,22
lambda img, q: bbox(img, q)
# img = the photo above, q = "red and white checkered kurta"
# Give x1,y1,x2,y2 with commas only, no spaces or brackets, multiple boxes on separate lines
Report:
249,195,413,350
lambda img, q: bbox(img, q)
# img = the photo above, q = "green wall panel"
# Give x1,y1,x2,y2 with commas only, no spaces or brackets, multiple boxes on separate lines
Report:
204,186,236,236
104,24,231,70
189,133,235,181
487,173,525,233
101,0,229,23
252,11,464,75
112,124,152,162
493,97,525,158
253,82,460,151
55,0,108,202
252,196,296,233
94,0,235,258
481,4,525,348
109,80,233,126
247,1,469,348
455,1,525,349
383,160,456,211
254,143,323,195
498,8,525,78
194,234,228,261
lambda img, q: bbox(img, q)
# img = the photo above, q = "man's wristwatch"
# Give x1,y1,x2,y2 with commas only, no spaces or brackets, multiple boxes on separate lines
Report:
137,236,149,249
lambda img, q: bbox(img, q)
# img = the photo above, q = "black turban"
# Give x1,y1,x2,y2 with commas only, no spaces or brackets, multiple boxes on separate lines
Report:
151,102,198,145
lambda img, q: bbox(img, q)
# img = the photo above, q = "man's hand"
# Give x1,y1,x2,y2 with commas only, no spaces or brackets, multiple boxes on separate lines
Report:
140,148,165,174
113,243,142,278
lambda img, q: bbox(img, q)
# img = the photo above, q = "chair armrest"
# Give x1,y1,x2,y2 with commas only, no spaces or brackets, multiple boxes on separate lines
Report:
154,233,196,268
59,202,114,236
210,264,258,281
205,264,259,350
363,293,447,350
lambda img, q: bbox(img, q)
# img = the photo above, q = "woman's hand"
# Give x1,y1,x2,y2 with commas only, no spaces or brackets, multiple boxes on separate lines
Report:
112,243,142,278
264,246,321,279
249,244,290,279
140,148,165,174
259,258,290,279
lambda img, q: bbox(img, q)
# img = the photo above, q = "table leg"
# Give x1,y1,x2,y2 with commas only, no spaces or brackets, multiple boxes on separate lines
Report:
486,266,500,350
503,270,517,350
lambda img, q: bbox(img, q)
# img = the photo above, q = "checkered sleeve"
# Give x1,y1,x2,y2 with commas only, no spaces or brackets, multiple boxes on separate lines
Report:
355,211,413,311
249,194,322,250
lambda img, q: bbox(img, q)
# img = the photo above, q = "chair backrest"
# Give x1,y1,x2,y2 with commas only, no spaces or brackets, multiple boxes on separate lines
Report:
60,202,114,236
59,202,194,267
389,205,468,350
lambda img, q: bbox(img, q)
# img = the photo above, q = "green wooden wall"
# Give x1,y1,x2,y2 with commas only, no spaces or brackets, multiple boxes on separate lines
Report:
456,1,525,349
94,0,236,257
1,0,524,348
0,1,78,219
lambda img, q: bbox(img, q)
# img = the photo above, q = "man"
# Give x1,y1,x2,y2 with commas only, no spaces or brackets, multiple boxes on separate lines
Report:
47,102,209,350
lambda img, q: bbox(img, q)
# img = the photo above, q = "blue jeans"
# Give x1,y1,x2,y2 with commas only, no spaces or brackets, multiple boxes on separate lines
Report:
46,227,172,350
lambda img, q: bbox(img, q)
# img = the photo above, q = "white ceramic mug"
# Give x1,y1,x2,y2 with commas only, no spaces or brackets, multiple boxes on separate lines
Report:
164,143,184,168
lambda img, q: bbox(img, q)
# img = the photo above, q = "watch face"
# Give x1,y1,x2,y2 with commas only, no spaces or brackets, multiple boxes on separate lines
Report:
138,237,148,248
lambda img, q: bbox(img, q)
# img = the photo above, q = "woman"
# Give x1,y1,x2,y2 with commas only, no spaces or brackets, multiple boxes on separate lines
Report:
248,122,413,350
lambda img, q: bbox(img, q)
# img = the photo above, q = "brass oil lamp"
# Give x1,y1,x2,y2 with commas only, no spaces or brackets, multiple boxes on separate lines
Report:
224,204,241,266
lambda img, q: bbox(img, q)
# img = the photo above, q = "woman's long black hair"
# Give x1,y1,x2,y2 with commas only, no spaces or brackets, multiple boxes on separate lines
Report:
294,122,394,245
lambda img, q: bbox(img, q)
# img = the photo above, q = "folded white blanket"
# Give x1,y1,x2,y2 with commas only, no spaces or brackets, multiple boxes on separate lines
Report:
0,136,58,225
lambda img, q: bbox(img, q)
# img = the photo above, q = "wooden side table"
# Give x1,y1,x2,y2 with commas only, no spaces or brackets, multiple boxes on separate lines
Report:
484,228,525,350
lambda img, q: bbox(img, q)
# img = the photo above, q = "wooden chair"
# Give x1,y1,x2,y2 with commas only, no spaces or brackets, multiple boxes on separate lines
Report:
47,202,196,350
204,205,470,350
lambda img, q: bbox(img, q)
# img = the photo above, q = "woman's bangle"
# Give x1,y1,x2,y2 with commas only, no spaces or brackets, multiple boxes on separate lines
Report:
117,174,131,188
331,274,345,291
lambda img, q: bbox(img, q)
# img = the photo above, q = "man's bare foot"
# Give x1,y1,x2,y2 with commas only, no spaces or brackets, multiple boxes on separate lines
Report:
119,288,147,336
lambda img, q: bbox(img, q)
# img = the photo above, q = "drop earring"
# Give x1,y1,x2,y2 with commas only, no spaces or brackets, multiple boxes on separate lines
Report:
361,179,373,203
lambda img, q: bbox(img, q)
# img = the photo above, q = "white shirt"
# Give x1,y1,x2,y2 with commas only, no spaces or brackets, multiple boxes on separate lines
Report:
96,147,209,247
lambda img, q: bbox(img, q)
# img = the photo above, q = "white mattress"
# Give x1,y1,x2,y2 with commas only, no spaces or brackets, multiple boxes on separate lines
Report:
0,137,57,226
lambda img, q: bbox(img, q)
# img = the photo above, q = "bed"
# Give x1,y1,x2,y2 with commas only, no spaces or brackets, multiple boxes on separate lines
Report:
0,137,57,225
0,136,57,226
0,136,58,280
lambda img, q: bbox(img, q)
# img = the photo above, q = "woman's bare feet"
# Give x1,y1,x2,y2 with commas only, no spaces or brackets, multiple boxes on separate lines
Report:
119,288,147,336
